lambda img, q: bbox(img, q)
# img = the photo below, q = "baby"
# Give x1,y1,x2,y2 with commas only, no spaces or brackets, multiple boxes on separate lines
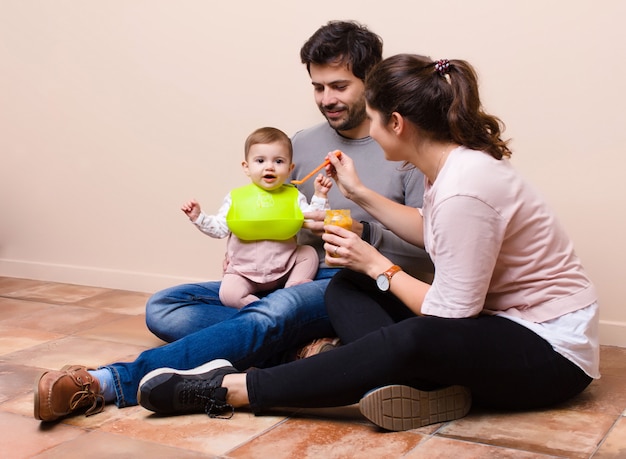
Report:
182,127,332,308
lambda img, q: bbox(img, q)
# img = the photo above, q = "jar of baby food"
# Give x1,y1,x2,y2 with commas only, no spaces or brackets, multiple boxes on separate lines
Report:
324,209,352,257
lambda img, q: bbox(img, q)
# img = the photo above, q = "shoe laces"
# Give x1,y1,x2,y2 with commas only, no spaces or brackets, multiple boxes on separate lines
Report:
179,379,234,419
68,384,105,417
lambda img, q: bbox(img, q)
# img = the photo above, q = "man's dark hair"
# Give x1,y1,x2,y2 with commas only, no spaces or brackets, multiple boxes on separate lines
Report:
300,20,383,81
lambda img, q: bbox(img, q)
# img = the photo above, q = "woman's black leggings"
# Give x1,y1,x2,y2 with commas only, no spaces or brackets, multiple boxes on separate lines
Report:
247,269,592,412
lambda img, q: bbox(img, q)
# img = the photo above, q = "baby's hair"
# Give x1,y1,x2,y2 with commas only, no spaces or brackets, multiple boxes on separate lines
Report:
244,127,293,160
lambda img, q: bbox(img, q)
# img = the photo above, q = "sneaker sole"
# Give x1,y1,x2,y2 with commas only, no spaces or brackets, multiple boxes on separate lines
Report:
359,385,471,431
137,359,233,405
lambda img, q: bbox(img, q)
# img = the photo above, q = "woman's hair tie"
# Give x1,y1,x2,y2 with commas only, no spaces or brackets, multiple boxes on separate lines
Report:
435,59,450,76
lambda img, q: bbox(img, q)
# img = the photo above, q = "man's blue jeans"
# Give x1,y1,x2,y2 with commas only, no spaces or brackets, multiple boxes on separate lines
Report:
102,269,340,407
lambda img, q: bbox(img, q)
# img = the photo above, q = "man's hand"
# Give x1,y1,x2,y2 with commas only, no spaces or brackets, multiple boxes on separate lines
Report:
302,210,326,236
303,210,363,237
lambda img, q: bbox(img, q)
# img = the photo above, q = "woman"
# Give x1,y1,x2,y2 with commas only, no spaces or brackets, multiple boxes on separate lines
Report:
137,54,599,432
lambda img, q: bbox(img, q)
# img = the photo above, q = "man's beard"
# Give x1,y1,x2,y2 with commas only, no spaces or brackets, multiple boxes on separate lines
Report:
321,98,367,133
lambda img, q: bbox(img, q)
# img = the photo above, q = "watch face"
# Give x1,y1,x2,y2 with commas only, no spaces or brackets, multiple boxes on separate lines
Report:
376,274,389,291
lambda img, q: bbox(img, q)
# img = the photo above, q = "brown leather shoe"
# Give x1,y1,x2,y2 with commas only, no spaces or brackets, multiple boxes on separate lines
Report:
34,365,104,421
296,337,341,359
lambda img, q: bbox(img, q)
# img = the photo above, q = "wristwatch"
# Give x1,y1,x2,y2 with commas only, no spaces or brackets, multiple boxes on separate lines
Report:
376,265,402,292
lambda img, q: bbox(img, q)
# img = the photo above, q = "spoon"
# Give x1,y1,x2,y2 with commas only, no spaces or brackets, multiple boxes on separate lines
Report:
291,150,342,185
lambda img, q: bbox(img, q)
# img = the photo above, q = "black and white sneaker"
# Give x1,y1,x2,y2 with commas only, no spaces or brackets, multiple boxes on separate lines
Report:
359,384,471,431
138,359,239,418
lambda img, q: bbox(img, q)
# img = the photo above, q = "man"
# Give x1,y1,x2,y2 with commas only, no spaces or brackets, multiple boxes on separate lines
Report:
145,20,432,343
34,20,433,421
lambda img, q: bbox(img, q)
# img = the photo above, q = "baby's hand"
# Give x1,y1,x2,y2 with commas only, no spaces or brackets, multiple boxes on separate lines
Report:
314,174,333,196
181,199,202,221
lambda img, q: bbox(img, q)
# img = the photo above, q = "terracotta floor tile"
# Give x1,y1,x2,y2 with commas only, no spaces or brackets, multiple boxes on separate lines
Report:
3,336,152,371
0,391,37,418
73,289,152,315
99,407,287,456
31,430,210,459
592,415,626,458
1,277,625,458
0,277,52,295
0,326,64,355
2,282,110,304
0,297,56,322
0,303,122,335
0,411,86,459
74,314,166,348
404,435,564,458
227,417,426,459
559,374,626,417
2,390,142,429
438,408,615,459
0,363,43,404
599,345,626,377
291,405,444,435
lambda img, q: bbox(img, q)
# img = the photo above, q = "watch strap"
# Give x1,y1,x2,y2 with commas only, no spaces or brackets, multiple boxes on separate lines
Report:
360,220,371,243
383,265,402,281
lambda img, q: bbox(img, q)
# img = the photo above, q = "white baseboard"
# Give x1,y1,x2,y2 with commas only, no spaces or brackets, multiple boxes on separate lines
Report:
598,320,626,348
0,259,210,294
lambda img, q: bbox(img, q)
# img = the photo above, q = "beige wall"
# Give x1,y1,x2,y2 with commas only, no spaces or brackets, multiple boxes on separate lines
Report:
1,1,624,346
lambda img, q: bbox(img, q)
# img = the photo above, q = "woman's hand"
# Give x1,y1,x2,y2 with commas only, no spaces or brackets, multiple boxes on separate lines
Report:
322,224,392,279
327,151,425,248
324,224,430,316
325,152,365,201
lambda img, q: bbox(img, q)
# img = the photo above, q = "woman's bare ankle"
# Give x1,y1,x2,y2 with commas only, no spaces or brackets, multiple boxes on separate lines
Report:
223,373,250,407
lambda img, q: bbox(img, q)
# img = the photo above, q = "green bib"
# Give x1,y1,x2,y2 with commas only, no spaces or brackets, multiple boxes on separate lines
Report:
226,183,304,241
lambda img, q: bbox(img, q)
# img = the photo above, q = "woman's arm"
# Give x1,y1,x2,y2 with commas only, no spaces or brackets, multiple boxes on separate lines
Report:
352,187,425,248
327,152,425,248
322,225,429,315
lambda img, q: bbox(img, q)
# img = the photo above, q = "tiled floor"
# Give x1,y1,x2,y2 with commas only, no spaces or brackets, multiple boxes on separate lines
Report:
0,276,624,458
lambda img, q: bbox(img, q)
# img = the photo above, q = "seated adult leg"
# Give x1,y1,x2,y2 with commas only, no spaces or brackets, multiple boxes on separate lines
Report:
145,281,237,342
246,315,592,412
106,277,336,407
325,269,415,344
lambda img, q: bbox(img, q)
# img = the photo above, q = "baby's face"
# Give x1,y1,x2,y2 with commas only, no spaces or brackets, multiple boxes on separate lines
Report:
243,142,294,191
